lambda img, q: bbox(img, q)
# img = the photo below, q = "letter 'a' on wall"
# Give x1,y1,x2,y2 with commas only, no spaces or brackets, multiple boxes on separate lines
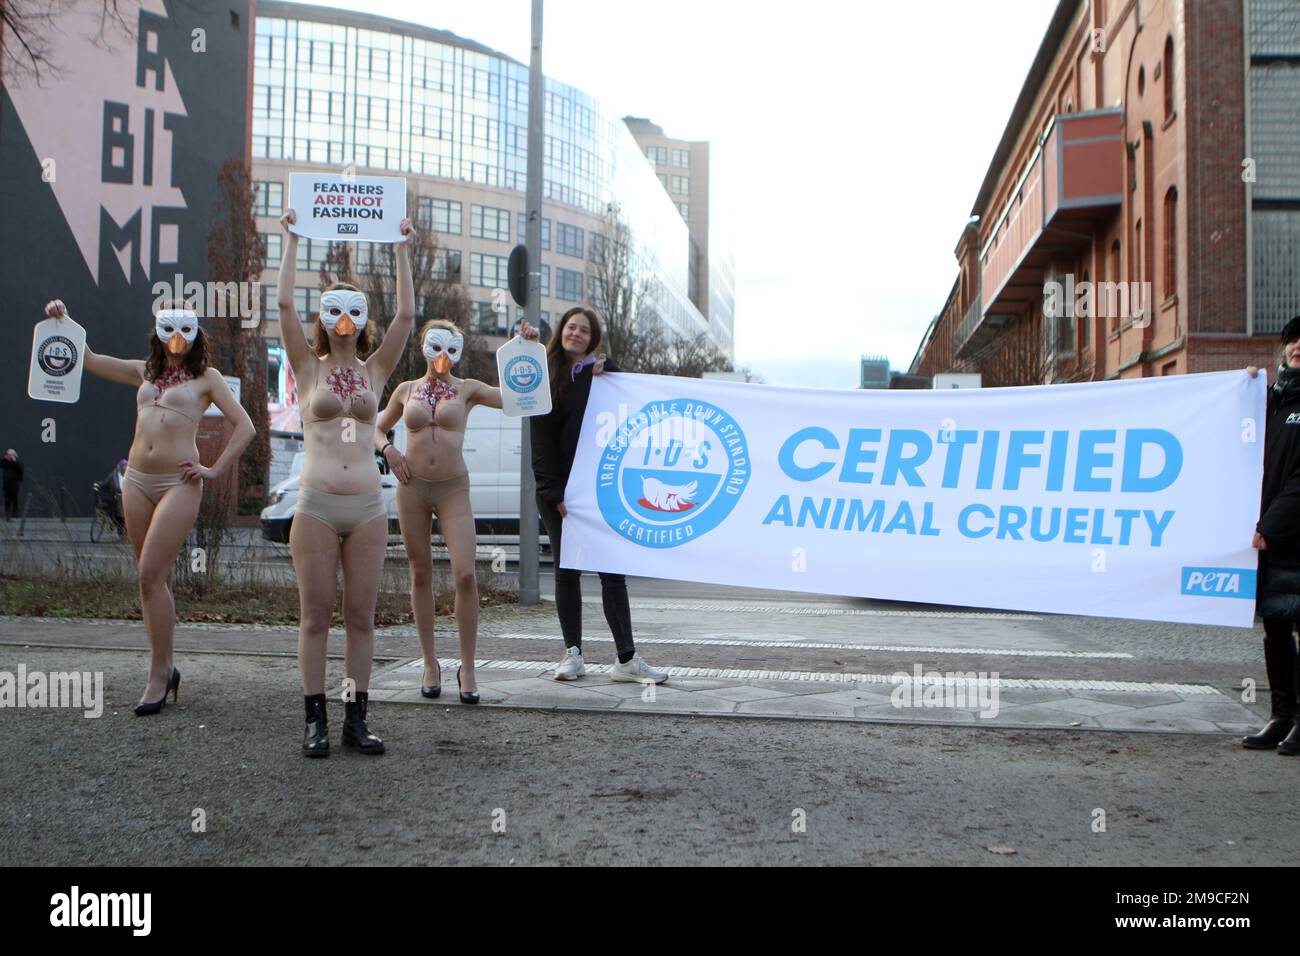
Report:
560,371,1265,628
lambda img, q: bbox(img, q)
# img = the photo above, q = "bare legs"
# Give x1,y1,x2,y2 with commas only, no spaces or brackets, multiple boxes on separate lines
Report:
396,483,480,693
122,479,201,705
290,511,387,695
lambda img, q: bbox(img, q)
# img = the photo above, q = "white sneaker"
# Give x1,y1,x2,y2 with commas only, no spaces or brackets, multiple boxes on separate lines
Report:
609,653,668,684
554,646,586,681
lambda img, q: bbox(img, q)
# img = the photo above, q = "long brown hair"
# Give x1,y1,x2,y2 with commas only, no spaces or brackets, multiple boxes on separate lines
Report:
312,282,375,358
144,304,208,382
547,306,603,404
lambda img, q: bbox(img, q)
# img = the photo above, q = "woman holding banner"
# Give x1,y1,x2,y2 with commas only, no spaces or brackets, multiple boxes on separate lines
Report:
1247,316,1300,756
39,298,255,716
525,307,668,685
277,209,415,757
373,318,505,704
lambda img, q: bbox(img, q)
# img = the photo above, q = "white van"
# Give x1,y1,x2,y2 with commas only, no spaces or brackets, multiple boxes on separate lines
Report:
260,405,540,543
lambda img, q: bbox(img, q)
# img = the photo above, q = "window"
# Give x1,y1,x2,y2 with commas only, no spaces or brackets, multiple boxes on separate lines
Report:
539,264,550,298
1163,35,1175,120
419,197,461,235
672,175,689,195
294,286,319,317
433,249,462,282
672,148,689,169
262,232,282,268
556,222,584,258
471,205,511,242
517,213,551,250
676,201,689,220
1080,270,1090,347
1109,239,1122,331
644,145,667,166
470,253,509,288
589,233,607,263
657,173,668,189
254,180,283,217
1163,188,1177,300
471,300,507,335
556,267,582,302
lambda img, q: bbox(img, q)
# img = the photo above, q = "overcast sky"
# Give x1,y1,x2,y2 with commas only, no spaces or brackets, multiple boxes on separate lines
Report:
286,0,1058,386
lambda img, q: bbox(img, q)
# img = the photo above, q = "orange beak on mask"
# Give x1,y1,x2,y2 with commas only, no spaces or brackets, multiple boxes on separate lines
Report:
166,332,188,354
432,353,452,373
334,314,357,336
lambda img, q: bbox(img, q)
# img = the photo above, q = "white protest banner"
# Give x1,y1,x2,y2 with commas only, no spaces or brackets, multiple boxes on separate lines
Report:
288,173,407,243
560,370,1267,627
29,314,87,403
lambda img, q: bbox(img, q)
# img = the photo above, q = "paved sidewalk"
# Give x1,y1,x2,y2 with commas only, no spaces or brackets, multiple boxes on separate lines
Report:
369,657,1259,734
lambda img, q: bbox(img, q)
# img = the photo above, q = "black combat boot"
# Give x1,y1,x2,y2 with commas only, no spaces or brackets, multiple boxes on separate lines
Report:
303,693,329,758
341,691,385,755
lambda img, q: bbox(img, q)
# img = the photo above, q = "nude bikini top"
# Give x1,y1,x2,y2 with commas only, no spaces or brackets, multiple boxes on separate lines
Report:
403,378,465,433
136,367,203,424
301,363,378,424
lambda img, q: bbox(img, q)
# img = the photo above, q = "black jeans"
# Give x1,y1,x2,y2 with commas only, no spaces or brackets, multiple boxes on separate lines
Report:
1262,616,1300,720
537,495,635,661
3,485,16,519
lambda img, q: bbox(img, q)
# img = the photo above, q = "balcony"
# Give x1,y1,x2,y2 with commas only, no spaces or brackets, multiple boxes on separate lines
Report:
956,108,1123,358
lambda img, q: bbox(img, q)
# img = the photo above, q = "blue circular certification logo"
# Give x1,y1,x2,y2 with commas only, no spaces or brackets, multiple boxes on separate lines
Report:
504,355,542,394
596,398,749,549
37,335,77,376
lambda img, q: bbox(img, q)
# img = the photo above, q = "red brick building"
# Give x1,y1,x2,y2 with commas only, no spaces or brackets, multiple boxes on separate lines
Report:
909,0,1300,386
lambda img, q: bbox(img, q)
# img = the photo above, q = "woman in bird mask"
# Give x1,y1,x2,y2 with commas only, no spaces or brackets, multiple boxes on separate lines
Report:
38,298,255,716
276,209,415,757
374,319,506,704
526,307,669,684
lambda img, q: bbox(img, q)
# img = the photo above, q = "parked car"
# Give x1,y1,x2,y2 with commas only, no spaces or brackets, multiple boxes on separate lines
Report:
260,406,547,545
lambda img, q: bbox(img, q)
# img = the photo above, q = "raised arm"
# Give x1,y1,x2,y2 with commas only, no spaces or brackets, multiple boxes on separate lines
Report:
366,218,416,383
44,299,144,386
468,379,503,410
178,368,256,483
276,211,313,373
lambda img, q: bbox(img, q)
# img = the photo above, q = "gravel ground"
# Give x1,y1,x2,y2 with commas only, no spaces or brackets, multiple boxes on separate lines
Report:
2,646,1298,866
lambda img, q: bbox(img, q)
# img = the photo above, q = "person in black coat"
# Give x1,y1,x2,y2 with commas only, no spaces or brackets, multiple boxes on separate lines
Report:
1,449,21,520
1246,314,1300,754
523,307,668,684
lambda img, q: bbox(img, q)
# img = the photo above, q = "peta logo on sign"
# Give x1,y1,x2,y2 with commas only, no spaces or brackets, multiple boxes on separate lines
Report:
597,398,749,549
1180,567,1256,599
337,222,359,234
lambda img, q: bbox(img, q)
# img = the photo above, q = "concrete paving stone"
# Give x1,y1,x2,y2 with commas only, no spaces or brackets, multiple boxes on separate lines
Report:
1031,697,1140,717
616,694,739,715
1214,722,1260,733
707,685,795,702
966,704,1102,728
1071,691,1185,707
853,702,984,724
1095,712,1225,733
735,696,858,719
474,676,560,696
489,688,616,709
1133,700,1260,721
570,681,660,699
802,689,898,708
746,679,856,697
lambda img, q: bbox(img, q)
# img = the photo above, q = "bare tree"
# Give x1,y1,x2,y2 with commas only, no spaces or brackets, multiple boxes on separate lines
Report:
2,0,132,85
586,203,730,378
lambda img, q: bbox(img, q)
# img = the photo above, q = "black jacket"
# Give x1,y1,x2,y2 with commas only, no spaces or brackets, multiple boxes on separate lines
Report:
0,458,21,489
1257,372,1300,615
530,356,619,506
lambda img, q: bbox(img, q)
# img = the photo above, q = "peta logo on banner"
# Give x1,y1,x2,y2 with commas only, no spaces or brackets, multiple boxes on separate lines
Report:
504,355,542,393
1180,567,1256,599
597,398,750,549
337,222,359,234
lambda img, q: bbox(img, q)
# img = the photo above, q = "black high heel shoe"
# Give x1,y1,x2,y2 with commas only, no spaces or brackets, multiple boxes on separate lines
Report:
134,668,180,716
421,660,442,699
457,665,479,705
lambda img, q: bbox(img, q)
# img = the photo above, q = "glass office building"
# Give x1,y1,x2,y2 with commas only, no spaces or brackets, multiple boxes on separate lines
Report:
252,1,717,350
